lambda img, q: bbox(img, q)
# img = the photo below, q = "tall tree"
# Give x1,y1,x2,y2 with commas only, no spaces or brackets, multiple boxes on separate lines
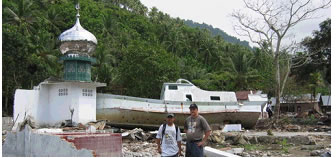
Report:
232,0,330,118
301,18,331,84
3,0,37,35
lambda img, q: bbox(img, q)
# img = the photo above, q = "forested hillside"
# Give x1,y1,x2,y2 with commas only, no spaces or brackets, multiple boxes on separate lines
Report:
183,20,251,48
2,0,330,115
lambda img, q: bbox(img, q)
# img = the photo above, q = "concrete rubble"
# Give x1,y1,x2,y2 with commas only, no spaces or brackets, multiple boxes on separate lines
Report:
2,115,331,157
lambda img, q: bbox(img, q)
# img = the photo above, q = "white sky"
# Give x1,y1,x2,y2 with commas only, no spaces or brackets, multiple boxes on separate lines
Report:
140,0,331,47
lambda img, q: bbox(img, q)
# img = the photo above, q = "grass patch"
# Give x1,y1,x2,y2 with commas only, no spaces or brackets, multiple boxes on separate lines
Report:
278,139,291,153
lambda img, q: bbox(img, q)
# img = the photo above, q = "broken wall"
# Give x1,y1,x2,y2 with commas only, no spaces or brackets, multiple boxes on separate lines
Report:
13,89,39,130
2,126,123,157
2,126,93,157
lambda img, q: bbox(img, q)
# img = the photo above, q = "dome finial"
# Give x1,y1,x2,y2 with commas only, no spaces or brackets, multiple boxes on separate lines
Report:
75,3,80,18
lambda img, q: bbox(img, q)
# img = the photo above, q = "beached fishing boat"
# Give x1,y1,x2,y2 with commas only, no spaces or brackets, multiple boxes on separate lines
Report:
97,79,267,129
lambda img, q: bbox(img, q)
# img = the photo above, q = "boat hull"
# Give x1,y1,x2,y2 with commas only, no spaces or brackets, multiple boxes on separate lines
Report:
97,108,260,129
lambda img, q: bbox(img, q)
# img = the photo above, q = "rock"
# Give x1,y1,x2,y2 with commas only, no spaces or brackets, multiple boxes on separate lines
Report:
285,124,301,131
310,150,321,156
242,153,250,157
301,145,325,150
210,130,225,144
257,136,276,144
288,135,311,145
2,130,7,135
267,152,272,156
223,132,238,141
233,133,248,145
247,136,258,144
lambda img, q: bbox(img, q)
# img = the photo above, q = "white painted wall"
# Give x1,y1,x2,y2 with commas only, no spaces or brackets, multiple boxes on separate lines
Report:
13,81,99,129
77,85,97,123
161,84,237,102
46,83,97,125
48,84,74,125
36,84,50,125
13,89,39,130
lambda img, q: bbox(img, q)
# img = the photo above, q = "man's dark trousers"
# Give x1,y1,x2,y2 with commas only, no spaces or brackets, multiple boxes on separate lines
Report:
186,141,203,157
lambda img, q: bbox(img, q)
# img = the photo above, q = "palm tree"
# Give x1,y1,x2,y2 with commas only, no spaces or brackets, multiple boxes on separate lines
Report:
93,42,117,84
226,51,260,90
102,11,117,36
44,7,65,34
4,0,37,35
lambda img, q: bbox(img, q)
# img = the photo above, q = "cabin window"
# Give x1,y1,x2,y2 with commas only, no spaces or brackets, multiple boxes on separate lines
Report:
82,89,93,96
186,95,192,101
210,96,220,101
168,85,178,90
58,88,68,96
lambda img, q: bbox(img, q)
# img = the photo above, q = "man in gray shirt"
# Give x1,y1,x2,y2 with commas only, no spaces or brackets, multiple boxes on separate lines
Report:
184,104,211,157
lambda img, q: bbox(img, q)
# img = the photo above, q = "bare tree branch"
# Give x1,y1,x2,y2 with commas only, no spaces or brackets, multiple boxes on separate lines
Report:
232,0,330,119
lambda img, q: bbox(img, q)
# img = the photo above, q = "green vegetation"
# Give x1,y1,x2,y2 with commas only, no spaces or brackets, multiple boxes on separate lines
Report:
267,129,274,136
278,139,291,153
183,20,251,49
2,0,330,115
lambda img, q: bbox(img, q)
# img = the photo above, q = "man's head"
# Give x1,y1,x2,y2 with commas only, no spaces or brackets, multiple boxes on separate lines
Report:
189,103,199,117
166,113,175,125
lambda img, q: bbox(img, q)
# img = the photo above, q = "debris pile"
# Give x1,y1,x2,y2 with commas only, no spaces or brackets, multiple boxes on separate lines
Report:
122,141,161,157
122,128,156,141
208,129,331,157
255,113,331,132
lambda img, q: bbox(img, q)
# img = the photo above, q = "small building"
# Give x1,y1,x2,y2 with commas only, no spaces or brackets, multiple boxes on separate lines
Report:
235,90,268,118
13,5,106,129
319,95,331,114
270,93,322,115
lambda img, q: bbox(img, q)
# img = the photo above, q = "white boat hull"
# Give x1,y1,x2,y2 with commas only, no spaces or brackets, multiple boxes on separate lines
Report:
97,93,265,129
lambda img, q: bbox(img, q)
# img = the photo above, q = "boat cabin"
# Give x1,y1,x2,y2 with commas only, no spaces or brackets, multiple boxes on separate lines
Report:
160,79,237,102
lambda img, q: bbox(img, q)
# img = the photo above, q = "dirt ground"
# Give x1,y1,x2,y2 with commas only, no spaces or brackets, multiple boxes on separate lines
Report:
2,114,331,157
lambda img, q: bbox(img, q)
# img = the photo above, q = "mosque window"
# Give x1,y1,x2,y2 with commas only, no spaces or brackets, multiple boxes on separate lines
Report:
59,88,68,96
82,89,93,96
